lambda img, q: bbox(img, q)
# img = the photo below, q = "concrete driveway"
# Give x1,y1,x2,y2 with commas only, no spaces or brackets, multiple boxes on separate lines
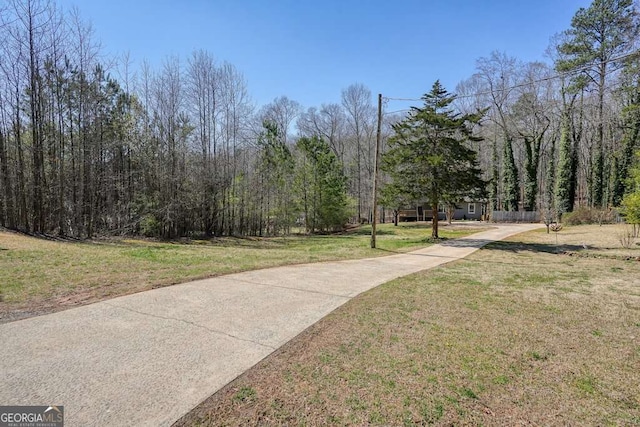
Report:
0,223,542,426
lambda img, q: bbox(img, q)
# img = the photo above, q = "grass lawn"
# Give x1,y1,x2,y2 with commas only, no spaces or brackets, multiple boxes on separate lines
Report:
175,224,640,426
0,222,484,322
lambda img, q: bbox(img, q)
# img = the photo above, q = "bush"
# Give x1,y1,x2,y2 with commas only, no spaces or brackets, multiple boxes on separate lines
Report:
621,192,640,225
140,214,162,237
562,207,618,225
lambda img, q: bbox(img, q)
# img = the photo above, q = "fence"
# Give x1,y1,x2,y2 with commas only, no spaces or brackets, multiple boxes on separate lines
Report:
490,211,540,223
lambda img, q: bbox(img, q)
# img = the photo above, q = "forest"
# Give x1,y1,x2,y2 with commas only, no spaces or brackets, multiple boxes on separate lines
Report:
0,0,639,238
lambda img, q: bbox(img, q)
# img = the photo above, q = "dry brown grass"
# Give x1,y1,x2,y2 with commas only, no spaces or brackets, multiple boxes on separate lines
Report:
175,224,640,426
537,223,640,257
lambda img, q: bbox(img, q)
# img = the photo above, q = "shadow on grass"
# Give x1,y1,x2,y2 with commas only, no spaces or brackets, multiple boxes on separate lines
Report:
0,227,86,243
478,239,587,254
376,238,586,255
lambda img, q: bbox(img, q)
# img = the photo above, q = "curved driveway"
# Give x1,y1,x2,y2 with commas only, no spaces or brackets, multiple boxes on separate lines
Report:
0,223,542,426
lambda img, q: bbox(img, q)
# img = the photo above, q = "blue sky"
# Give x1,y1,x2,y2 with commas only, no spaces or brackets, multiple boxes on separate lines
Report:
56,0,591,110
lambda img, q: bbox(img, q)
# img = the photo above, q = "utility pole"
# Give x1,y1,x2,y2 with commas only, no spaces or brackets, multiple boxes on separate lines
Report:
371,93,382,248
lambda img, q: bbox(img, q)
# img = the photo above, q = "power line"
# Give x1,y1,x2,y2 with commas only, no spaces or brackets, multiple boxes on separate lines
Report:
383,49,640,105
384,97,422,102
385,109,411,115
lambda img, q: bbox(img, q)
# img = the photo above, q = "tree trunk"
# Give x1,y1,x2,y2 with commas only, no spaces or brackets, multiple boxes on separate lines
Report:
14,106,28,231
431,199,439,239
0,130,14,228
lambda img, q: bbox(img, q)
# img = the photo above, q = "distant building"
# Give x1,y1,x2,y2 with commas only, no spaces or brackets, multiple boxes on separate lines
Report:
398,199,485,222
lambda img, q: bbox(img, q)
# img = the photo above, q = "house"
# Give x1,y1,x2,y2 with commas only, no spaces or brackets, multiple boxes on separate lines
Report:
441,200,485,221
398,199,485,222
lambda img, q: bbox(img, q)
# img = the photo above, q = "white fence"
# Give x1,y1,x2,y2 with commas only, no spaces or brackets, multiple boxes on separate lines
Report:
491,211,540,223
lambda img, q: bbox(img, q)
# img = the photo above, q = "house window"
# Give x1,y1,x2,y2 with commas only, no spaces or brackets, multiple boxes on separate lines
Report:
438,205,445,213
468,203,476,214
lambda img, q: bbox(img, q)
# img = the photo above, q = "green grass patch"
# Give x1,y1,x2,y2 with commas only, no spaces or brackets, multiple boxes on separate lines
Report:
232,386,256,403
493,375,510,385
460,388,479,399
529,351,548,361
575,376,597,395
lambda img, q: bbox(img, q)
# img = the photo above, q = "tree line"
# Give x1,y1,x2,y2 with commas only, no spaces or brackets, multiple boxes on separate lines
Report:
1,0,639,239
0,0,382,238
454,0,640,223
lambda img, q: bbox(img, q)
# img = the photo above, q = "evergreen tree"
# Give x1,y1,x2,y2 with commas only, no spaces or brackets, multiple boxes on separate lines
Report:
606,156,618,206
502,138,519,211
379,182,414,226
257,121,296,235
523,135,544,211
555,111,574,215
543,137,557,232
489,138,499,212
591,147,605,206
382,81,485,239
296,135,350,232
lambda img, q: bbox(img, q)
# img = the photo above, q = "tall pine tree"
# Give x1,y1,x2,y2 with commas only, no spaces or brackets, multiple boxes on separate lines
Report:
382,81,485,238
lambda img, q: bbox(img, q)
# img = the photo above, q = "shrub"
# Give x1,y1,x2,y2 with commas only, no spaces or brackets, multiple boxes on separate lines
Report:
621,192,640,225
563,207,617,225
140,214,162,237
618,226,636,250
